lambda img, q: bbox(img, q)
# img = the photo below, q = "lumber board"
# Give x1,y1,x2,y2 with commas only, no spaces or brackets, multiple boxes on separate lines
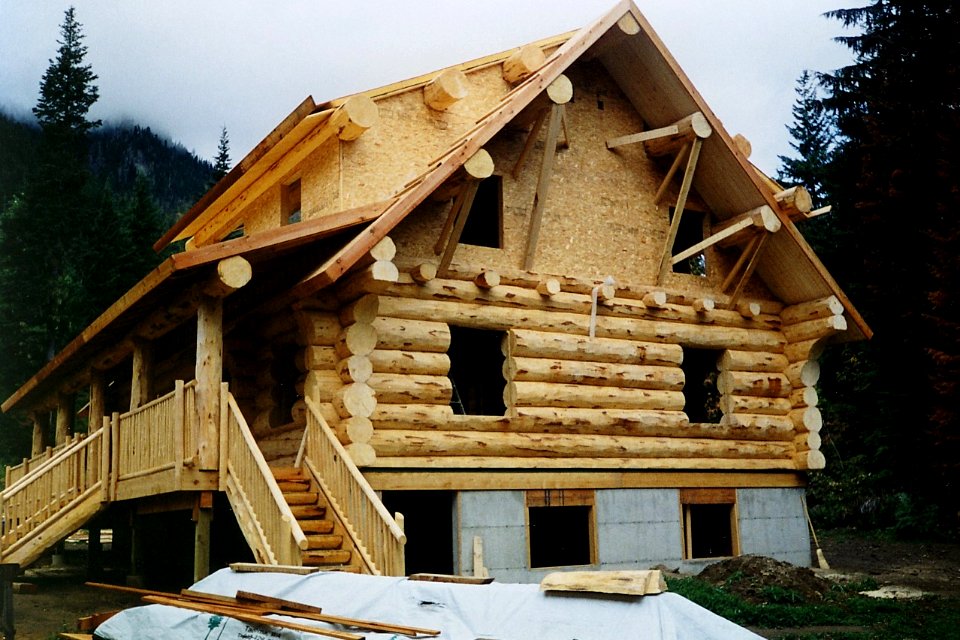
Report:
540,570,666,596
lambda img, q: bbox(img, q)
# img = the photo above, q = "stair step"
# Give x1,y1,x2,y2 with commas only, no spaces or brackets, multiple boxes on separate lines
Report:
305,534,344,550
302,549,352,566
290,505,326,519
276,480,311,492
298,519,334,534
271,467,306,481
283,491,319,505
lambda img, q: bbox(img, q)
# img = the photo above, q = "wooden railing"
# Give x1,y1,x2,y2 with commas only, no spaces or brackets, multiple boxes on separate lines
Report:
221,385,307,565
0,424,108,560
301,397,405,576
5,435,85,488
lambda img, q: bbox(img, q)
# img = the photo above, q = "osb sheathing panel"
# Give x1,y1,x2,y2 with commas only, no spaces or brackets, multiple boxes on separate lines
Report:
240,186,280,236
388,60,773,301
300,137,341,220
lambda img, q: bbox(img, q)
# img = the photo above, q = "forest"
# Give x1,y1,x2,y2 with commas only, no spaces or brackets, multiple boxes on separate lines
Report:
0,2,957,538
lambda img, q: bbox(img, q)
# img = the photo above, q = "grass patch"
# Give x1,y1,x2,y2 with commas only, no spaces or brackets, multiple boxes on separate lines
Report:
665,575,960,639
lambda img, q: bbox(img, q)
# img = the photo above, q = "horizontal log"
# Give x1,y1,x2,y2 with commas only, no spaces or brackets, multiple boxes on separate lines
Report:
714,205,780,248
367,373,452,405
509,329,683,366
370,403,455,429
507,357,684,391
719,413,795,434
336,260,400,302
410,262,437,284
378,296,786,353
296,312,341,346
305,370,343,402
368,430,793,460
789,387,819,409
782,315,847,343
502,44,545,84
774,186,813,219
345,442,377,467
384,275,781,331
719,350,788,373
372,316,451,353
334,323,379,359
336,355,373,384
796,449,826,470
369,350,450,376
781,295,845,325
785,360,820,387
720,395,791,416
795,431,822,452
338,294,379,326
298,346,338,371
643,112,712,157
335,416,374,445
371,456,796,471
790,407,822,432
510,381,685,411
784,338,827,363
333,383,376,419
474,270,500,290
203,256,253,298
717,371,792,398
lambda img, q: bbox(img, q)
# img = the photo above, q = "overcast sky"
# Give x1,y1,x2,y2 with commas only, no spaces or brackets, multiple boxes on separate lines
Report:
0,1,853,176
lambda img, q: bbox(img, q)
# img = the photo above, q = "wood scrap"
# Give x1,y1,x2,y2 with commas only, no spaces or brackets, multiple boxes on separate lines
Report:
228,561,319,575
409,573,494,585
540,570,667,596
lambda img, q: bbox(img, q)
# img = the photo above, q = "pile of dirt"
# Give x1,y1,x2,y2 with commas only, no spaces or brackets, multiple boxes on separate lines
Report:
697,555,834,603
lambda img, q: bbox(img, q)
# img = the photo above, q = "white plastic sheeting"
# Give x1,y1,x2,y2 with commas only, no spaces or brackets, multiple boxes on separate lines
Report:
96,569,763,640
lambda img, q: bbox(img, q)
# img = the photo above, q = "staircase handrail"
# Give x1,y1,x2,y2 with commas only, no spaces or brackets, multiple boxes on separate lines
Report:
2,430,99,500
301,397,405,576
5,436,82,487
222,387,308,564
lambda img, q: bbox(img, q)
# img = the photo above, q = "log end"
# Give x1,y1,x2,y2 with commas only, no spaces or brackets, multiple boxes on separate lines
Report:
546,74,574,105
338,95,380,141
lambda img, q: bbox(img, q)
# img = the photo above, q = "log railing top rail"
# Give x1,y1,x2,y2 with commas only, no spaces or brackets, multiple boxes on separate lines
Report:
304,397,406,546
225,390,308,553
1,428,101,500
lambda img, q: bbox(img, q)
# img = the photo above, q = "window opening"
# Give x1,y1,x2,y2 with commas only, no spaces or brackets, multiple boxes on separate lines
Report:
282,179,302,225
459,175,502,248
380,491,455,575
447,326,505,416
681,347,722,423
670,207,707,276
527,490,595,568
681,489,738,559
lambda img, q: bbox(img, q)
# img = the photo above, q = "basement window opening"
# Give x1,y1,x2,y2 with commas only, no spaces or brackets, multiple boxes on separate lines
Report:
681,347,722,424
681,488,738,560
669,207,707,276
282,179,302,225
459,175,503,249
527,490,595,569
447,325,506,416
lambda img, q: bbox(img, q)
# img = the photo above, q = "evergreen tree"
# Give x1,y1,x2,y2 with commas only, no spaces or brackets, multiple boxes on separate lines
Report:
814,0,960,531
776,71,835,209
211,126,231,182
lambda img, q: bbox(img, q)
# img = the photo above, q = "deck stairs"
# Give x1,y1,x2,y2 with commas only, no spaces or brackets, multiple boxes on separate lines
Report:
271,466,359,571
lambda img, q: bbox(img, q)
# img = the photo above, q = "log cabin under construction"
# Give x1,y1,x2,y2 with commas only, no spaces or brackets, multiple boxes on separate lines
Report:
0,0,870,585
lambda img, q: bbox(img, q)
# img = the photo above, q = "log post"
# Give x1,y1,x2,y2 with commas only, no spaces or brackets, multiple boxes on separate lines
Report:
31,413,45,456
129,339,152,411
89,371,106,433
195,296,223,471
55,392,75,446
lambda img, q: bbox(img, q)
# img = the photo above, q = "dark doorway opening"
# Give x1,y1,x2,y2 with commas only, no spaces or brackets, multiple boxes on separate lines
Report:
684,503,735,558
380,491,455,575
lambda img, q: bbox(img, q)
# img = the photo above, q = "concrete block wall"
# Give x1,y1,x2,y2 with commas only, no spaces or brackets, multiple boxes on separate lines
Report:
454,487,811,583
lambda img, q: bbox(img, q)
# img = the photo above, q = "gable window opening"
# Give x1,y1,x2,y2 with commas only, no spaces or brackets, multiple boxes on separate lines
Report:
458,175,503,249
681,347,723,424
681,489,738,560
447,325,506,416
527,490,595,569
669,207,707,276
282,179,302,225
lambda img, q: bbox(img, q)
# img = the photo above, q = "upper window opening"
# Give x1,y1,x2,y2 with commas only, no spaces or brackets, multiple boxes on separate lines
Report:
459,176,502,248
670,207,707,276
681,347,722,424
447,326,505,416
282,179,302,225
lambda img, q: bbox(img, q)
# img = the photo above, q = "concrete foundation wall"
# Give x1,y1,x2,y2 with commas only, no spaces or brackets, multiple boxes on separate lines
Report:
454,487,811,583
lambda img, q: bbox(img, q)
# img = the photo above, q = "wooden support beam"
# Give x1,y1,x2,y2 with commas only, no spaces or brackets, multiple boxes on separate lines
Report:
502,44,546,84
713,205,781,248
31,413,45,456
657,137,703,283
423,68,469,111
721,234,761,293
643,112,712,157
129,339,152,411
726,234,769,308
653,142,690,205
774,186,813,218
88,371,105,433
523,103,564,271
55,392,74,446
437,179,482,276
512,107,548,179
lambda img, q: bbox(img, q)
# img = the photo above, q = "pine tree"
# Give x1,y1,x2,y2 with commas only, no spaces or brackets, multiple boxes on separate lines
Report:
211,126,231,182
777,71,835,208
817,0,960,531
